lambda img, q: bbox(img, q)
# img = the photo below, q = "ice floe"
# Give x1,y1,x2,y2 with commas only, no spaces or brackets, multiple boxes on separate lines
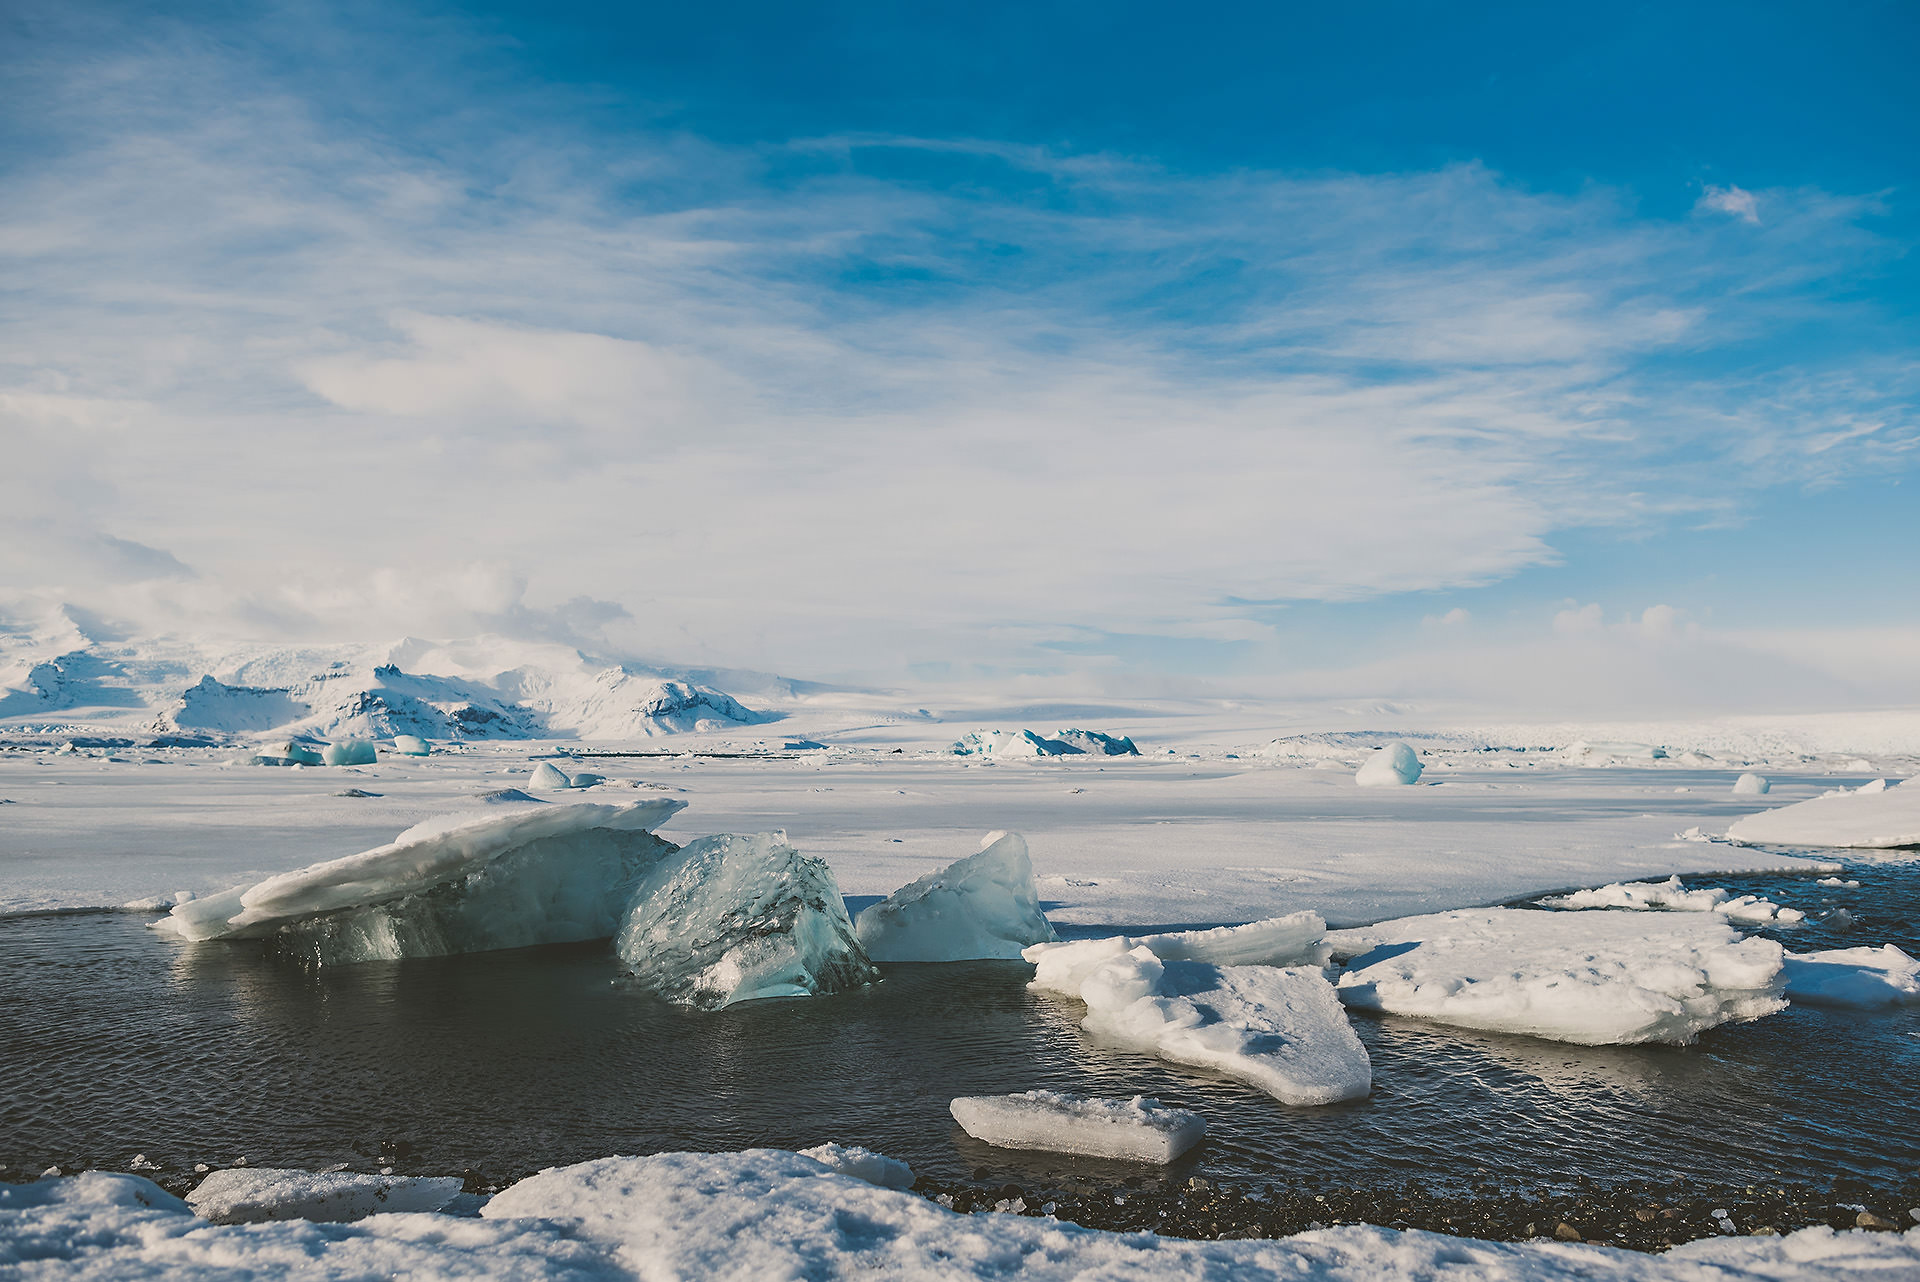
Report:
186,1168,464,1225
1539,876,1804,925
853,830,1055,962
1728,776,1920,849
616,831,879,1009
950,1090,1205,1163
794,1143,915,1190
1355,742,1423,786
1329,908,1786,1045
1025,938,1370,1105
1782,945,1920,1009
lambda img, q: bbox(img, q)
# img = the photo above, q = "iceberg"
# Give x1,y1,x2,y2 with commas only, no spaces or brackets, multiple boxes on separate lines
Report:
1732,772,1769,795
950,1091,1205,1163
949,729,1138,758
1025,939,1370,1106
1539,876,1804,925
155,798,685,965
1330,908,1786,1045
528,761,574,789
391,734,431,756
281,740,326,766
1782,945,1920,1009
1728,776,1920,849
1051,729,1140,756
1354,741,1422,786
321,738,377,766
616,832,879,1009
853,831,1056,962
186,1168,463,1225
1024,912,1327,989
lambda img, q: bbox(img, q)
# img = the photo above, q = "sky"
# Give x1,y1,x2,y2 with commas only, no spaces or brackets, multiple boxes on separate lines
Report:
2,0,1916,712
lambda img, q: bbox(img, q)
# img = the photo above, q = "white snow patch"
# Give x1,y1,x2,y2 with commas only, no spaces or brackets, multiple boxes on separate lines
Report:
950,1091,1205,1163
1783,945,1920,1010
1728,776,1920,849
1355,742,1422,787
1330,908,1786,1045
853,831,1055,962
793,1143,915,1190
186,1168,464,1225
1540,876,1804,925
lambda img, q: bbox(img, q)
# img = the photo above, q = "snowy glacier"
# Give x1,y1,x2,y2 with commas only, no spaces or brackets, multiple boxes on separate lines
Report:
616,832,880,1009
853,831,1055,962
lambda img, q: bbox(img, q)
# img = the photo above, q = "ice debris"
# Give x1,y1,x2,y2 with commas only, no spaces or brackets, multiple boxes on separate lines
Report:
854,831,1055,962
1540,876,1804,925
1330,908,1786,1045
186,1168,463,1225
391,734,431,756
616,832,879,1009
321,738,377,766
1354,742,1422,787
950,1091,1205,1164
1025,937,1370,1106
1782,945,1920,1010
1728,776,1920,849
794,1144,915,1190
1733,772,1769,795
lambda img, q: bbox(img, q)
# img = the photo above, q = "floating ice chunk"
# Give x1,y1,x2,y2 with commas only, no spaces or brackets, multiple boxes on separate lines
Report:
1025,941,1369,1106
281,741,325,766
1354,742,1422,787
155,799,686,965
1728,775,1920,849
322,738,377,766
950,1091,1204,1163
1025,913,1327,994
1330,908,1786,1045
616,832,879,1009
1816,876,1861,888
854,831,1055,962
1050,729,1139,756
795,1144,915,1190
529,761,574,789
1783,945,1920,1009
391,735,431,756
952,730,1079,758
1540,876,1804,925
1733,772,1769,795
186,1168,463,1224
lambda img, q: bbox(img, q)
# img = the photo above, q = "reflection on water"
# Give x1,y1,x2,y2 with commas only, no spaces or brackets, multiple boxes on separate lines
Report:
2,862,1916,1193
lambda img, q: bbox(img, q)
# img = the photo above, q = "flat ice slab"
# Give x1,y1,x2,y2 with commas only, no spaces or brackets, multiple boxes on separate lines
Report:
1783,944,1920,1010
1330,908,1787,1045
186,1168,464,1224
1026,939,1370,1106
854,831,1055,962
1540,876,1804,925
950,1091,1205,1163
1728,777,1920,849
617,831,880,1008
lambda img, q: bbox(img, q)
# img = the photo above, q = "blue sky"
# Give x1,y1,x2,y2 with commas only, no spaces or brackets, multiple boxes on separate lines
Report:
1,1,1915,709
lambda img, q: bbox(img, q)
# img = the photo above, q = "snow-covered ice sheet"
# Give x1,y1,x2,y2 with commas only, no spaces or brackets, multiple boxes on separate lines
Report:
1330,909,1787,1045
853,830,1055,961
185,1168,465,1224
950,1090,1205,1163
615,831,879,1008
6,1154,1920,1281
1728,777,1920,849
1782,945,1920,1009
1539,876,1804,925
1026,940,1370,1105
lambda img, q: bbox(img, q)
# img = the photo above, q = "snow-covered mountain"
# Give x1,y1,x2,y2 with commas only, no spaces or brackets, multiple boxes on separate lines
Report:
0,607,777,742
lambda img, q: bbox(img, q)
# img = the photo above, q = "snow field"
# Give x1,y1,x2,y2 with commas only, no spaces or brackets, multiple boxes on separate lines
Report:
950,1090,1206,1163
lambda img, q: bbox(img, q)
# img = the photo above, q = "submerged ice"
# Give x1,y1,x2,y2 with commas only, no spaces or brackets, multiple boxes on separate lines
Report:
854,831,1055,962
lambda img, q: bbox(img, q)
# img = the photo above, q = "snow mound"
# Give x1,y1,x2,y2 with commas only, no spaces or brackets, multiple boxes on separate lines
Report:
1728,777,1920,849
1355,742,1422,787
1733,772,1769,795
616,832,879,1009
1540,876,1804,925
794,1144,915,1190
1331,908,1786,1045
854,831,1055,962
950,729,1137,758
156,798,685,966
1783,945,1920,1009
950,1090,1205,1163
1025,940,1370,1105
322,738,377,766
392,734,431,756
529,761,574,789
186,1168,463,1225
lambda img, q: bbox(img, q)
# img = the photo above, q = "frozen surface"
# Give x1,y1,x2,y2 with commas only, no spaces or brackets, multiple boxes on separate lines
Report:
615,832,879,1008
1728,776,1920,849
793,1143,915,1190
155,799,685,965
950,1090,1205,1163
853,830,1055,962
1026,940,1370,1105
1539,876,1805,925
186,1168,464,1224
1782,944,1920,1009
1355,742,1422,787
1733,772,1769,795
6,1155,1920,1281
1331,909,1787,1045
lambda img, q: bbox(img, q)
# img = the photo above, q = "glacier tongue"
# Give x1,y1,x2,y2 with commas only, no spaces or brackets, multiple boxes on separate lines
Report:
854,831,1056,962
617,832,880,1009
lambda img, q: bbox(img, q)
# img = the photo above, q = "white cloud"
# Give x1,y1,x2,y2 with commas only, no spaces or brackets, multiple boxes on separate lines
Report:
1697,184,1761,224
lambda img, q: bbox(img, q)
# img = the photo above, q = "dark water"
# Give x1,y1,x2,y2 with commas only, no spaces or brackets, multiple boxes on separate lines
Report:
3,865,1916,1193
